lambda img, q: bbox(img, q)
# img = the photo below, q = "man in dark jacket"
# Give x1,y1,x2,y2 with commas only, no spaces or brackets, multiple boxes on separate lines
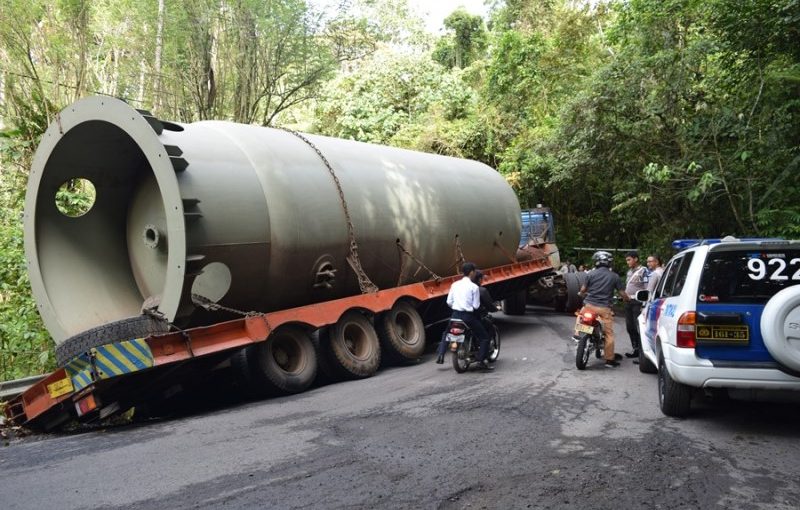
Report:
577,251,630,368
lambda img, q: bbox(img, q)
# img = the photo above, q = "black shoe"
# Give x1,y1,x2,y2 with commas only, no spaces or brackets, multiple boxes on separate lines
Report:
625,350,639,358
613,353,623,361
435,354,444,364
604,360,620,368
478,362,495,371
632,358,640,365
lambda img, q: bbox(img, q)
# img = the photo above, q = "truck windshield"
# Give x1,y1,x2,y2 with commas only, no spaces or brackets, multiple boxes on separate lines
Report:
698,250,800,304
520,210,555,247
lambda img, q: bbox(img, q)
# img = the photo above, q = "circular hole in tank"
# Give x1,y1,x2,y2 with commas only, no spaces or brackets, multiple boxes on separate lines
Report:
55,178,96,217
191,262,232,303
143,224,161,249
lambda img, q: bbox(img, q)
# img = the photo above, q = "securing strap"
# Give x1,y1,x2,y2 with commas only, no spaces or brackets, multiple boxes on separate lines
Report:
396,240,442,282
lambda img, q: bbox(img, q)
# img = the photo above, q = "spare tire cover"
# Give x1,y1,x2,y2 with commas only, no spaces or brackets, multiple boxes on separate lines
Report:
760,285,800,371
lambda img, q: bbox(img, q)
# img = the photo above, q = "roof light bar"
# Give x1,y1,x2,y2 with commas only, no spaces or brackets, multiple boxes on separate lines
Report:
672,237,785,250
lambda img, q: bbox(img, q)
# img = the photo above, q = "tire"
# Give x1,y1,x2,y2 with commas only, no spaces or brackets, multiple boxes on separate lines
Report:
553,294,567,313
564,273,583,313
487,325,501,362
231,347,259,397
452,339,470,373
311,328,342,383
760,286,800,371
237,326,318,396
55,315,170,365
576,334,591,370
377,301,426,363
658,355,692,417
502,289,527,315
323,310,381,379
638,346,657,374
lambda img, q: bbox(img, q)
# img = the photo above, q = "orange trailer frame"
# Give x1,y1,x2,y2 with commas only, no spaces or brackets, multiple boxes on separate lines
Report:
5,257,552,429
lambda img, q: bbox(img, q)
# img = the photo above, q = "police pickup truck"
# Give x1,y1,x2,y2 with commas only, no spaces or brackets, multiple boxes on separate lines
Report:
636,237,800,417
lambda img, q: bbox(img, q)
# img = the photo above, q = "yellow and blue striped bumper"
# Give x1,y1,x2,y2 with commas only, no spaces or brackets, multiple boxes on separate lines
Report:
64,338,154,391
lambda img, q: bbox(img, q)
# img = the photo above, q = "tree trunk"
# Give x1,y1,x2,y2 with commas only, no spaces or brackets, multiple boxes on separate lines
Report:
153,0,166,111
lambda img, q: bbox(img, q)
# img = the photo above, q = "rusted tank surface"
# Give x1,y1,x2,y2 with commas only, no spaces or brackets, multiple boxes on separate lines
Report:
25,97,521,344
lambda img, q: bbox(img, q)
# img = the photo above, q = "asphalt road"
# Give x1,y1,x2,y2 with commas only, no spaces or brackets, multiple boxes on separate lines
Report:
2,306,800,509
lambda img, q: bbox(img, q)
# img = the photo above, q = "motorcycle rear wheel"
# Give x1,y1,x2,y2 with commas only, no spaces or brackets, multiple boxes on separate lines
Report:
453,340,470,373
576,334,591,370
487,325,501,362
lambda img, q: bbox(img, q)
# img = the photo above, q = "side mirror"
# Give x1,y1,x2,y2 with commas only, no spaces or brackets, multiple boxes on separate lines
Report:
635,290,650,302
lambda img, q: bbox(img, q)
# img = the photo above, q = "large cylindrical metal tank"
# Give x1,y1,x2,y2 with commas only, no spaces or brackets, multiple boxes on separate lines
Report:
25,97,521,344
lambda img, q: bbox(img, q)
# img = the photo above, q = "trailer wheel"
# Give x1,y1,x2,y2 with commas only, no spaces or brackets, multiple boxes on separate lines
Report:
377,301,426,363
323,311,381,379
311,329,341,384
553,294,567,313
55,315,170,365
235,326,318,396
563,273,584,313
255,326,318,394
502,289,527,315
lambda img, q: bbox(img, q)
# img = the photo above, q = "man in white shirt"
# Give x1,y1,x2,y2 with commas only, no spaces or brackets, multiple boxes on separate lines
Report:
645,254,664,294
435,262,494,370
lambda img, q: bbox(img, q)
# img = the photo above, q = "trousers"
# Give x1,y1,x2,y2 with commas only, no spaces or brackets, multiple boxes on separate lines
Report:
624,301,642,351
577,304,616,362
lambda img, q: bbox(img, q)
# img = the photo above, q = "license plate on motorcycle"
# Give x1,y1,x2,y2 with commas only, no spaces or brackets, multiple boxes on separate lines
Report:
575,324,594,335
446,334,465,344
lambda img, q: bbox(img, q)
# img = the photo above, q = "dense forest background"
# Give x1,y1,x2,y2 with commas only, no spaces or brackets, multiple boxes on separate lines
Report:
1,0,798,378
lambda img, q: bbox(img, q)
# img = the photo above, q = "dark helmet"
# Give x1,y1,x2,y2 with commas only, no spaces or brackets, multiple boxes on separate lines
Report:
592,250,613,267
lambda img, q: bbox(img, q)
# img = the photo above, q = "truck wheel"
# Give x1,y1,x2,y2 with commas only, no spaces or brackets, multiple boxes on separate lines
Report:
377,300,426,363
502,289,527,315
234,326,318,396
255,326,318,395
311,328,342,384
658,355,691,417
55,315,170,366
324,311,381,379
563,273,583,313
553,294,567,313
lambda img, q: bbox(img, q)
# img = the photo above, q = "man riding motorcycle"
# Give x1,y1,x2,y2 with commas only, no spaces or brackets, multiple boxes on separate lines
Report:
576,251,630,368
435,262,494,370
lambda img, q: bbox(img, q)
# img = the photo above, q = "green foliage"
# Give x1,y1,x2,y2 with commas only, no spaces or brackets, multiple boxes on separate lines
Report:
433,8,487,69
314,52,476,147
1,0,799,378
0,136,54,380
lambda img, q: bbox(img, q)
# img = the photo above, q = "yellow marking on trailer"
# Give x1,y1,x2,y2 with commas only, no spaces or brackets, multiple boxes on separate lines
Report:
47,377,74,398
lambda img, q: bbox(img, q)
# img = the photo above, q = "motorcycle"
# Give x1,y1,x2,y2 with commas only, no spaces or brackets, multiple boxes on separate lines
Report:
574,309,605,370
447,313,500,373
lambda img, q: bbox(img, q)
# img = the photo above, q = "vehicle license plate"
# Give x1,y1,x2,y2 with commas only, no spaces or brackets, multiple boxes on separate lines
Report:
447,333,465,344
695,325,749,344
575,324,594,335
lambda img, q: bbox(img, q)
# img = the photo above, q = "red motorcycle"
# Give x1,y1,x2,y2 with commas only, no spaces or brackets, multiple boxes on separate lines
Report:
574,309,605,370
